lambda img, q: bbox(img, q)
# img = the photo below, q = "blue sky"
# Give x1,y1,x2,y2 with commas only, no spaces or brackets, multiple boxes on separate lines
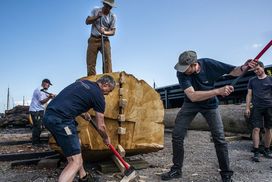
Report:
0,0,272,113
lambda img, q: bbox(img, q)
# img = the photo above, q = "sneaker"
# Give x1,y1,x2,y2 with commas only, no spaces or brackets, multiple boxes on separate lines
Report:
78,172,99,182
222,176,233,182
251,152,260,162
161,169,182,181
263,149,272,159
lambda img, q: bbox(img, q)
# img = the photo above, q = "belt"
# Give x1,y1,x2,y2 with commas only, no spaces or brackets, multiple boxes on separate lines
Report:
91,34,109,39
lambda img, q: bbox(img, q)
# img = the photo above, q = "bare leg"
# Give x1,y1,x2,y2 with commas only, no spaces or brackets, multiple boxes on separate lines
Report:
58,153,84,182
264,128,272,148
78,165,87,179
66,156,87,179
252,128,260,148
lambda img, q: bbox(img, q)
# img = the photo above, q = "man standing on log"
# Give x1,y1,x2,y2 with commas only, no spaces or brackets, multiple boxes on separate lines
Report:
245,61,272,162
161,51,256,182
43,75,115,182
85,0,117,76
29,79,55,146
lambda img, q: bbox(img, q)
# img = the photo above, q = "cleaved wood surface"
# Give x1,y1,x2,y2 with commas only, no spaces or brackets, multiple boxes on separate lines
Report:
49,72,165,161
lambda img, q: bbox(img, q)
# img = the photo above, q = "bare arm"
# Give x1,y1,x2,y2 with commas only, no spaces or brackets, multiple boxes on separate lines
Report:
85,12,102,25
245,89,252,117
40,94,54,105
229,59,258,77
229,66,244,77
101,28,116,36
184,85,234,102
95,112,110,145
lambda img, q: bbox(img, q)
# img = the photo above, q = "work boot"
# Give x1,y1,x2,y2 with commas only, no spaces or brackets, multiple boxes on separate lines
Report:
161,168,182,181
263,148,272,159
220,171,233,182
78,172,99,182
252,152,260,162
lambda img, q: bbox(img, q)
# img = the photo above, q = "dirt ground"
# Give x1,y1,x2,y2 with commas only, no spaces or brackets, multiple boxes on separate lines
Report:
0,128,272,182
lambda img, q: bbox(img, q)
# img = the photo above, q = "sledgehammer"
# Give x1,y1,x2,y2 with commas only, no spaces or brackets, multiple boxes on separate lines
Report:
231,40,272,86
40,89,54,95
81,116,138,182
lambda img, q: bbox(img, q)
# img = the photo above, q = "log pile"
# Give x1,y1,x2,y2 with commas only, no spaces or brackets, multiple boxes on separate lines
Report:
0,106,30,127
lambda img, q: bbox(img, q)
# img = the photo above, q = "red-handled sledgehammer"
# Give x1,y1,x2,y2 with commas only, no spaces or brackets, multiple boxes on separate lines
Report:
81,116,138,182
231,40,272,86
108,144,137,182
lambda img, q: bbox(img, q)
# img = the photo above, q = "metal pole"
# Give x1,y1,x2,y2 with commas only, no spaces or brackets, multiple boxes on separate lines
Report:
7,87,10,110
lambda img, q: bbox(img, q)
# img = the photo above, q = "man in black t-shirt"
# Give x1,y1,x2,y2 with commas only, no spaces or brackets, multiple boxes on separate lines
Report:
161,51,256,182
245,61,272,162
43,75,115,182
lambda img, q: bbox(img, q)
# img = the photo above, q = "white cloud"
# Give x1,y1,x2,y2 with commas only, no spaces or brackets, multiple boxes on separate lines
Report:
252,43,262,49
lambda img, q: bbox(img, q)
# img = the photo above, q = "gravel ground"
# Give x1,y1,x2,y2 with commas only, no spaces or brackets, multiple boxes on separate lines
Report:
0,128,272,182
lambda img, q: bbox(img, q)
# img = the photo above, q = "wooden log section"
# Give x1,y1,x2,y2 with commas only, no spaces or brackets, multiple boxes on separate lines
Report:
48,72,164,161
164,104,251,134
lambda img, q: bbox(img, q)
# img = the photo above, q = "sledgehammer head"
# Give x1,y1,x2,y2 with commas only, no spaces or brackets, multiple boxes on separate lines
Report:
120,167,139,182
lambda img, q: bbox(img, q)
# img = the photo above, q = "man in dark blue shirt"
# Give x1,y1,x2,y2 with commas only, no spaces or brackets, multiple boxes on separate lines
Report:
245,61,272,162
161,51,256,182
43,75,115,182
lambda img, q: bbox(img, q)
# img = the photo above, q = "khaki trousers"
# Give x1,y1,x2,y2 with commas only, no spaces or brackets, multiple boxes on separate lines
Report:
86,36,112,76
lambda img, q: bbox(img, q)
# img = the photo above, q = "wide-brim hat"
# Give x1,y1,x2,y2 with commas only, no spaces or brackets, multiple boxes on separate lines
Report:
174,51,197,72
102,0,116,7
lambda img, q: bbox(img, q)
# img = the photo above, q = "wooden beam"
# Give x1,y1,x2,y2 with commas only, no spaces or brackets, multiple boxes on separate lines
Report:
118,114,126,122
112,155,126,174
116,144,126,157
118,127,126,135
119,99,128,108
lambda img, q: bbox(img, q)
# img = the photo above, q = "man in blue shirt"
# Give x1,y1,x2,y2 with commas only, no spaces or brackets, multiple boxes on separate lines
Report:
245,61,272,162
161,51,256,182
43,75,115,182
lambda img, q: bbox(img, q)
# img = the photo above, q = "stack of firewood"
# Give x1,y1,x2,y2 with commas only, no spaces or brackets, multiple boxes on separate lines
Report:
0,106,30,127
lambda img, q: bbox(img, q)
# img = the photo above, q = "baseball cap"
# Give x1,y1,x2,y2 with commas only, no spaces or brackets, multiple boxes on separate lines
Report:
174,51,197,72
42,79,52,86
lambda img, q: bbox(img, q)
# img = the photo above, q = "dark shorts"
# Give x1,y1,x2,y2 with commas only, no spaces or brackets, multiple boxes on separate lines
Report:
43,113,80,157
251,107,272,129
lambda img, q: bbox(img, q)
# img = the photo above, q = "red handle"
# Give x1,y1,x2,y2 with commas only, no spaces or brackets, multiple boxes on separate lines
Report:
254,40,272,60
231,40,272,86
84,116,131,170
108,144,130,170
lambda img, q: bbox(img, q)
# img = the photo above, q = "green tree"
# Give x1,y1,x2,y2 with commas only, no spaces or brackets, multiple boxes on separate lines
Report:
267,69,272,76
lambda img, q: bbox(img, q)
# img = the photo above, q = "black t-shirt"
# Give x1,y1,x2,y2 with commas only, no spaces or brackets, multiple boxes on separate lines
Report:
46,80,105,119
177,58,235,109
248,76,272,108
